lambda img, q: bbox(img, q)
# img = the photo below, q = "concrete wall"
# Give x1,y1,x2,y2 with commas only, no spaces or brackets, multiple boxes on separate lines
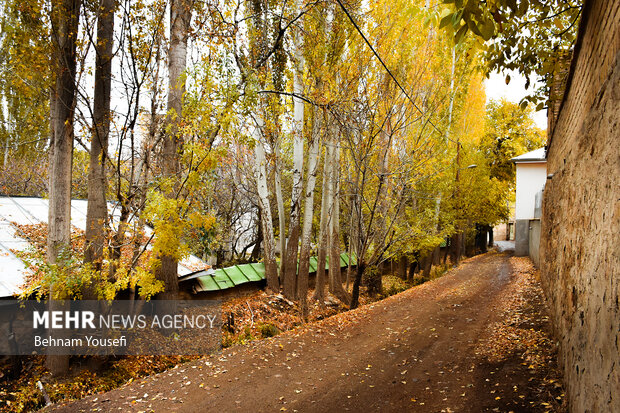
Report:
515,162,547,220
540,0,620,411
514,219,529,256
528,219,540,268
492,223,509,241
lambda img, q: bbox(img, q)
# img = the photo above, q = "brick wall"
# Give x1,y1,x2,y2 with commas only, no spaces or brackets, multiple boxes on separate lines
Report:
540,0,620,411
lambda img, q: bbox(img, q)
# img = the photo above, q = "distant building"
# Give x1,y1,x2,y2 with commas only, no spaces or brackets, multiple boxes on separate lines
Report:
511,147,547,259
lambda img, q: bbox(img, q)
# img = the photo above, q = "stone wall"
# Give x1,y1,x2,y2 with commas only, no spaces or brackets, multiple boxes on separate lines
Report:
540,0,620,411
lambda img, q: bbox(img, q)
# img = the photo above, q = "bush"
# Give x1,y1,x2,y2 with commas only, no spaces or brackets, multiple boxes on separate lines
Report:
381,275,410,298
222,326,255,348
411,275,429,286
258,323,280,338
430,263,450,279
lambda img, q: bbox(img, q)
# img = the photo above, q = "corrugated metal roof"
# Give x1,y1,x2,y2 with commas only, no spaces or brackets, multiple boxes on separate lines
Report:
0,196,210,297
0,197,49,297
192,252,358,293
0,217,30,297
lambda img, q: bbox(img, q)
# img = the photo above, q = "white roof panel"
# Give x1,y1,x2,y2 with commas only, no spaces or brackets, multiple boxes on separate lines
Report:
0,196,209,297
70,199,89,230
0,218,31,297
511,147,546,162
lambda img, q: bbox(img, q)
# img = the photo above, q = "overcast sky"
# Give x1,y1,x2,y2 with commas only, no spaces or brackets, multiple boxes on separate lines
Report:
484,69,547,130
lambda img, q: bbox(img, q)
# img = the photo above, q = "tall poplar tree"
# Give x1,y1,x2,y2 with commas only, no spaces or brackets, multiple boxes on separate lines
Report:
155,0,192,300
84,0,115,279
281,0,306,300
47,0,82,376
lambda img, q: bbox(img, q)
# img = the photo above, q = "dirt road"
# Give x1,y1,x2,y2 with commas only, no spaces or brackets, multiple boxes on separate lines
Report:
48,251,564,412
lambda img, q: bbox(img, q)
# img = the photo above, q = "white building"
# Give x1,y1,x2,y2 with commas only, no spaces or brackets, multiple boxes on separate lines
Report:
511,147,547,258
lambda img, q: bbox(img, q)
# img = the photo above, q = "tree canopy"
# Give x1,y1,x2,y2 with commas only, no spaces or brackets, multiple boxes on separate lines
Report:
439,0,583,109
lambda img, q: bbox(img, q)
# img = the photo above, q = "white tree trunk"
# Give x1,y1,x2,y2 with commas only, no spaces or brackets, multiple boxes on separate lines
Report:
447,47,456,138
282,1,305,299
3,137,8,166
254,120,279,291
314,125,332,302
274,144,286,270
297,113,320,317
327,127,349,302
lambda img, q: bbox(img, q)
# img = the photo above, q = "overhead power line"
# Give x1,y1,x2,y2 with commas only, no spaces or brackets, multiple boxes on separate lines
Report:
333,0,444,136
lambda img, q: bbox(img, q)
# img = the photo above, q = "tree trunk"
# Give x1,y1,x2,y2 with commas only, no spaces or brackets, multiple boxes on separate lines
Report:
247,0,279,291
108,202,129,279
398,256,408,279
451,137,463,266
47,0,82,377
84,0,114,281
455,232,463,263
297,118,320,319
347,158,361,291
155,0,190,300
345,207,354,290
447,47,462,267
313,134,331,303
250,208,263,262
328,133,349,303
274,145,286,277
407,260,417,282
350,262,365,309
255,134,279,291
129,40,160,303
3,138,8,167
447,47,456,137
282,42,305,299
422,249,433,278
432,245,441,265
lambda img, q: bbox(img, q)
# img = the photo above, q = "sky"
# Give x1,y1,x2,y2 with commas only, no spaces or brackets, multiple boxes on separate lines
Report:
484,69,548,130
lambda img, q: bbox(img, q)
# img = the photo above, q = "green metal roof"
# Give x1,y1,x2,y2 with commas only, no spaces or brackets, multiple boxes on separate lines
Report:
193,252,357,293
308,256,318,273
340,252,357,266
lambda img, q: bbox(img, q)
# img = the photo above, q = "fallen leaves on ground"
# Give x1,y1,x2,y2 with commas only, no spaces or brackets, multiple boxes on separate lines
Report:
474,256,567,412
221,288,374,346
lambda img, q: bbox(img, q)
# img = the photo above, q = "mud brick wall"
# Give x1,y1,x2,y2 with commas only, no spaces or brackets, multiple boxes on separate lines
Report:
540,0,620,411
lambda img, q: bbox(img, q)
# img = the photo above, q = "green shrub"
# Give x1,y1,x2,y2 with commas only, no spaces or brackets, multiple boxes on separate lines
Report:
222,326,255,348
411,275,429,286
258,323,280,338
381,275,410,298
430,263,450,279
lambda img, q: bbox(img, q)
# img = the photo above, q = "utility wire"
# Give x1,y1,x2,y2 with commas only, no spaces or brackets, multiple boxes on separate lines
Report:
334,0,444,136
